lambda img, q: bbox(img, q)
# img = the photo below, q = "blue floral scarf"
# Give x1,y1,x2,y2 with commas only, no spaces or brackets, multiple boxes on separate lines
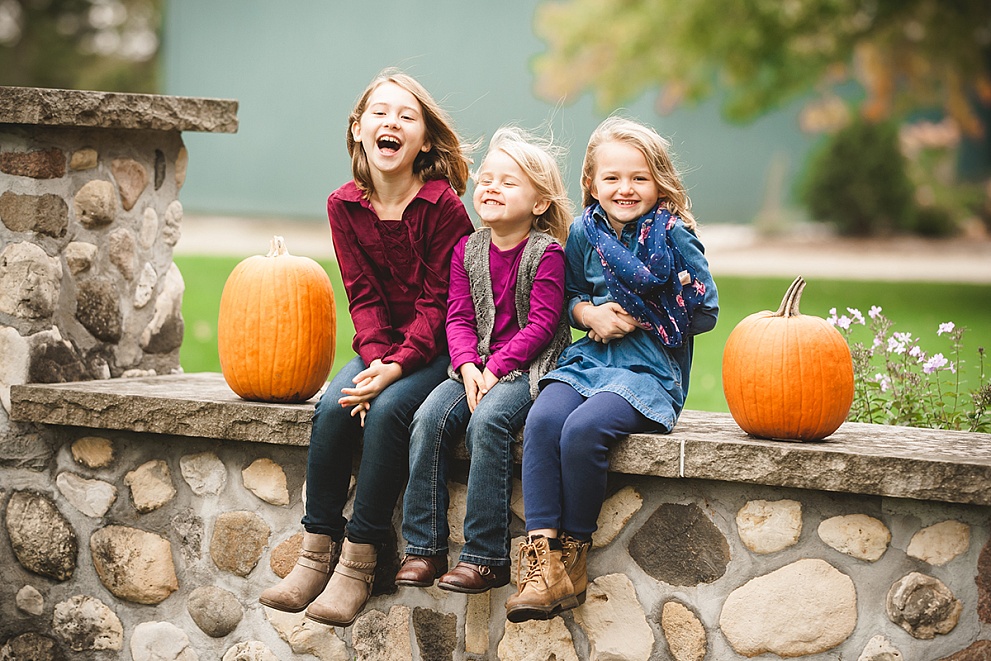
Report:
582,202,706,348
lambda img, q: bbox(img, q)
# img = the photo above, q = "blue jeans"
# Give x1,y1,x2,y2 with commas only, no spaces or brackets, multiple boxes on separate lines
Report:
301,354,449,546
403,374,532,566
522,381,657,540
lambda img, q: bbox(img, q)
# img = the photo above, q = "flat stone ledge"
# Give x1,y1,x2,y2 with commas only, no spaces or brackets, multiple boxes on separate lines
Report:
10,373,991,506
0,86,238,133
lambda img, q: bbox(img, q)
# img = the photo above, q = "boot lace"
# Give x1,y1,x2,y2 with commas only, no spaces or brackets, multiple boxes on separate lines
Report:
516,540,545,588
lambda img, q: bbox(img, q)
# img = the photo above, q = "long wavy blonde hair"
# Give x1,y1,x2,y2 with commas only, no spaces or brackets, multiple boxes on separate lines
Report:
581,116,696,230
347,68,471,197
478,126,572,244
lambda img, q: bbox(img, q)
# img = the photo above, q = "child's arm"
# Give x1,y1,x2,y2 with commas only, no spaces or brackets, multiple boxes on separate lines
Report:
671,223,719,335
446,236,482,375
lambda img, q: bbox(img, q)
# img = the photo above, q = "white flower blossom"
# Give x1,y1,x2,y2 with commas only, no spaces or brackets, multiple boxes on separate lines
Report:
938,321,955,336
868,305,883,320
923,353,948,374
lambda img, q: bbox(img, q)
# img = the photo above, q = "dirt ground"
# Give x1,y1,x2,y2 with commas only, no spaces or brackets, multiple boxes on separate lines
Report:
176,214,991,285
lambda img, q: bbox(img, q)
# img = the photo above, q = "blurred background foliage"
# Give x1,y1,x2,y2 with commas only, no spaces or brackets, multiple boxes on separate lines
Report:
2,0,989,237
534,0,991,236
0,0,161,92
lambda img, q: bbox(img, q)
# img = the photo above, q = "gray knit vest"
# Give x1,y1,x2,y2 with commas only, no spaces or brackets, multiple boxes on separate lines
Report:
447,228,572,399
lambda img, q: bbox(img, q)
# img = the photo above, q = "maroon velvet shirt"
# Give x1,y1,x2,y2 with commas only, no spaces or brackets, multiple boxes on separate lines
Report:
327,179,473,372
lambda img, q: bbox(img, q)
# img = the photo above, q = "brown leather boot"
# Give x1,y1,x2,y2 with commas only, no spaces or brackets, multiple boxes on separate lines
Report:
305,538,377,627
505,536,577,623
561,534,591,604
259,532,339,613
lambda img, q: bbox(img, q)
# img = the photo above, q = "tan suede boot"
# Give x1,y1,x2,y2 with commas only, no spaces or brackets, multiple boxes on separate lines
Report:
259,532,339,613
561,534,591,605
505,536,577,623
305,538,377,627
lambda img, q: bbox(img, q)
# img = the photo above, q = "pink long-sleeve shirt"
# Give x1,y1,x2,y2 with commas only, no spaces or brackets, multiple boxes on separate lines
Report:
327,179,473,372
447,235,565,378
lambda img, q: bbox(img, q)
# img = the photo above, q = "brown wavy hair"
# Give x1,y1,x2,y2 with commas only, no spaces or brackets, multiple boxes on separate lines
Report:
580,116,696,230
346,68,471,197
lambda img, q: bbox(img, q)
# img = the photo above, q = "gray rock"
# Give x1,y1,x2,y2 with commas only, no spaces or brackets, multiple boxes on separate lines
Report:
188,586,243,638
140,207,159,248
90,525,178,604
27,326,87,384
75,278,122,343
210,511,269,577
129,621,197,660
0,191,68,237
64,241,98,275
154,149,166,190
0,242,62,320
0,429,55,471
15,584,45,616
163,199,183,246
51,594,123,651
979,535,991,623
629,502,730,586
886,572,962,639
412,607,456,661
5,490,77,581
353,606,413,661
73,180,117,228
180,451,227,495
221,641,280,661
0,633,63,661
55,471,117,518
575,573,653,661
140,262,184,353
135,263,158,308
172,510,204,564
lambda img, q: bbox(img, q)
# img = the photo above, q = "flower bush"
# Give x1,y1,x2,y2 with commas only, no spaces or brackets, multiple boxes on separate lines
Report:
828,306,990,432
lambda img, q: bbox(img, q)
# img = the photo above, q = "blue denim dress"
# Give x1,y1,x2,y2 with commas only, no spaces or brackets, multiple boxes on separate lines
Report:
541,210,719,431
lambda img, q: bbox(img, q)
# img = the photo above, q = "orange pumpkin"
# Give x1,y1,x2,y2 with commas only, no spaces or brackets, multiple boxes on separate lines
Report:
218,236,336,403
722,276,853,441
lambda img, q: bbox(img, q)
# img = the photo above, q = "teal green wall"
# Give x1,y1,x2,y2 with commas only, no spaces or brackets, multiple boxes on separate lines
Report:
161,1,818,225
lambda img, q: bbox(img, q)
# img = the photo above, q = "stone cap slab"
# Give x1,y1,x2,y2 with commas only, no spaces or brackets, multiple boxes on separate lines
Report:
0,86,238,133
10,372,991,506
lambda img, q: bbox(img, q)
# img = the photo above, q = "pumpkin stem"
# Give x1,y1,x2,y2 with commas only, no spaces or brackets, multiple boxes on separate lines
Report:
268,235,289,258
773,276,806,318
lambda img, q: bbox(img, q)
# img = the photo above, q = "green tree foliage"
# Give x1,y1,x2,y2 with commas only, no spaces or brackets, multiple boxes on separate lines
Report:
0,0,161,93
800,118,916,235
533,0,991,134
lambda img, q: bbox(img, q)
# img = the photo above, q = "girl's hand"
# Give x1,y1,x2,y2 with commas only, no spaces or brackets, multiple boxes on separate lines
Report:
339,359,403,408
459,363,486,412
584,302,640,343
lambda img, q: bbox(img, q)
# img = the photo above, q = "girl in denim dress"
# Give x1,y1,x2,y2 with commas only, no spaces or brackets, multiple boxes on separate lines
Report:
506,116,719,623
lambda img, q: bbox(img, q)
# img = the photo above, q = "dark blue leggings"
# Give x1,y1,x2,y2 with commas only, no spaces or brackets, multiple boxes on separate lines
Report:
521,381,656,540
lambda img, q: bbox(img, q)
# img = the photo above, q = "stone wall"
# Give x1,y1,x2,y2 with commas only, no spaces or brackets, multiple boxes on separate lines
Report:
4,375,991,660
0,86,236,459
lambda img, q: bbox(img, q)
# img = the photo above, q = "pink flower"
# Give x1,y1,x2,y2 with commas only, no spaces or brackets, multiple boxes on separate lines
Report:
923,353,948,374
846,308,865,325
938,322,955,336
893,332,913,343
874,373,891,392
868,305,883,320
887,337,907,354
837,315,853,330
909,345,926,362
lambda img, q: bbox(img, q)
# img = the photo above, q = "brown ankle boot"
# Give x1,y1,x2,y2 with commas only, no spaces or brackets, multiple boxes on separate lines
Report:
561,534,591,604
305,538,377,627
259,532,339,613
505,536,577,623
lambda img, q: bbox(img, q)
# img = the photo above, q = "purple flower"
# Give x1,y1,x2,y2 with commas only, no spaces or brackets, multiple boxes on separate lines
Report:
837,315,852,330
909,345,926,362
923,353,948,374
893,332,913,343
846,308,865,325
938,321,955,336
887,337,906,354
874,373,891,392
868,305,883,320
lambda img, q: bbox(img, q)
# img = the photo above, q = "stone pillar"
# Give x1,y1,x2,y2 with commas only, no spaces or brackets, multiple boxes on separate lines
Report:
0,86,237,459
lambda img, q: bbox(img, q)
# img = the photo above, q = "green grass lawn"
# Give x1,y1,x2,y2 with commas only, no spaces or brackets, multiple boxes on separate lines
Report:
176,255,991,413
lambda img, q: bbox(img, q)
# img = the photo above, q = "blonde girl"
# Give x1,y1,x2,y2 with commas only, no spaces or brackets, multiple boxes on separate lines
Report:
260,68,474,627
506,116,719,622
396,126,572,594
